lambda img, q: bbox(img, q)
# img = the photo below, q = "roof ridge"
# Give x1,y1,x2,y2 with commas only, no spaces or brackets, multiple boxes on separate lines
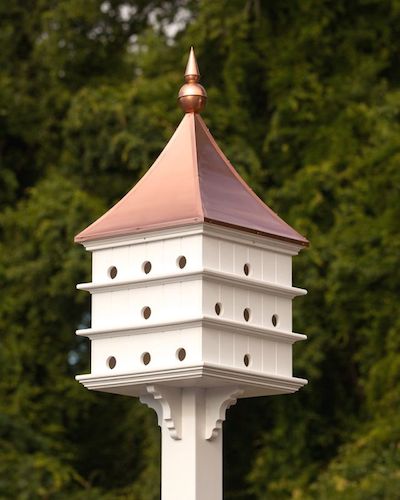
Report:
189,113,205,220
194,115,307,243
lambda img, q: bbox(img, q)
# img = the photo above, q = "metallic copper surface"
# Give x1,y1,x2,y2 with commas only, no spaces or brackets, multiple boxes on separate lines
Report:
75,113,308,246
184,46,200,79
178,47,207,113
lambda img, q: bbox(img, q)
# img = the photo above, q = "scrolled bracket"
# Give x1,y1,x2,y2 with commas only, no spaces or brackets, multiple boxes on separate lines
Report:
140,385,182,440
205,387,243,441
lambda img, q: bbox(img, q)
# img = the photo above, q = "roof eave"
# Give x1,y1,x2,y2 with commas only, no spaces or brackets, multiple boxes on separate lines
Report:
203,218,309,247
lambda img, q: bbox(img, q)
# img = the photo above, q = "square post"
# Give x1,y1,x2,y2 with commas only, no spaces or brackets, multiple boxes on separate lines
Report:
141,386,242,500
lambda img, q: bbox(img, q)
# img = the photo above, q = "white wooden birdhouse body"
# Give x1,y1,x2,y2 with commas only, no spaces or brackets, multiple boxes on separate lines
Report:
77,222,306,398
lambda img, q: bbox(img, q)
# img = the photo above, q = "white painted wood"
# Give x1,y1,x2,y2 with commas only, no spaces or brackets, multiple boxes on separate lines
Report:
140,386,242,500
262,249,276,282
249,336,262,371
160,388,223,500
233,242,248,276
219,240,234,274
276,343,292,376
233,334,249,368
262,340,277,374
82,223,304,254
140,385,183,440
76,364,307,398
204,388,243,440
76,222,307,500
76,318,306,344
276,253,292,285
78,270,306,298
90,327,202,374
248,247,262,280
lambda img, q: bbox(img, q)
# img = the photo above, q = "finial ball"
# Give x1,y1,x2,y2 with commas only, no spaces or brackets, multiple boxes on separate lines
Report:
178,47,207,113
178,84,207,113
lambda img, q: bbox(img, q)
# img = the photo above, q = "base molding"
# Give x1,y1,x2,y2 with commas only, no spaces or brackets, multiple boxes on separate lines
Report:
76,362,307,398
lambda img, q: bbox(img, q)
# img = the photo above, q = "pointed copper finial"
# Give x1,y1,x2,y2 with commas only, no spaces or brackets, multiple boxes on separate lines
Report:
178,47,207,113
184,46,200,80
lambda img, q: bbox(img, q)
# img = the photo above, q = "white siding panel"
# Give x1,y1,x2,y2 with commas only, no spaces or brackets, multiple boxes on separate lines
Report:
220,240,234,274
276,254,292,285
276,343,292,376
262,340,277,374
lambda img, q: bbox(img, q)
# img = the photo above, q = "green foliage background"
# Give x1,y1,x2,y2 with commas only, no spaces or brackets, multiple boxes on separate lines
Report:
1,0,399,498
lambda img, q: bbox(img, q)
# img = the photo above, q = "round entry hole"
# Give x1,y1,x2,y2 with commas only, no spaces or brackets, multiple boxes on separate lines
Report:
107,356,116,369
177,348,186,361
142,306,151,319
108,266,118,279
272,314,279,327
243,354,251,367
243,308,251,322
215,302,222,316
141,352,151,365
143,261,152,274
177,256,187,269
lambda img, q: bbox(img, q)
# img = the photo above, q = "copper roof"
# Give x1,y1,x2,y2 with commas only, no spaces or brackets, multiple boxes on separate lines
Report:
75,113,308,246
75,48,308,246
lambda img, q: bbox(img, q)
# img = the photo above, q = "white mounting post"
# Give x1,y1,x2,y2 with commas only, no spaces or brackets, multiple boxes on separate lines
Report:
141,385,242,500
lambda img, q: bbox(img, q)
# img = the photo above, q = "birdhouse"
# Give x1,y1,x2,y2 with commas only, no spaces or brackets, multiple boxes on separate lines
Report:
75,48,309,500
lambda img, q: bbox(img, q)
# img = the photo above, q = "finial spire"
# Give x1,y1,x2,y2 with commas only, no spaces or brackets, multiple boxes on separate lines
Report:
184,46,200,80
178,47,207,113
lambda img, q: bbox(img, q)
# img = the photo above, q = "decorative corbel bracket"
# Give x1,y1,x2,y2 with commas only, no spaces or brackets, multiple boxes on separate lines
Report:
140,385,242,442
205,387,243,441
140,385,182,440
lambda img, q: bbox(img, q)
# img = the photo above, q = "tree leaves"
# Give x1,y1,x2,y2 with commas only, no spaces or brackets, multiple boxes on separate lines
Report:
1,0,400,498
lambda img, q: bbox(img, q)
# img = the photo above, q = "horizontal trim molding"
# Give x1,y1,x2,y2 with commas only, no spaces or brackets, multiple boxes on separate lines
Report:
82,224,203,251
203,224,304,255
82,223,304,255
76,316,307,344
77,268,307,298
76,362,307,397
